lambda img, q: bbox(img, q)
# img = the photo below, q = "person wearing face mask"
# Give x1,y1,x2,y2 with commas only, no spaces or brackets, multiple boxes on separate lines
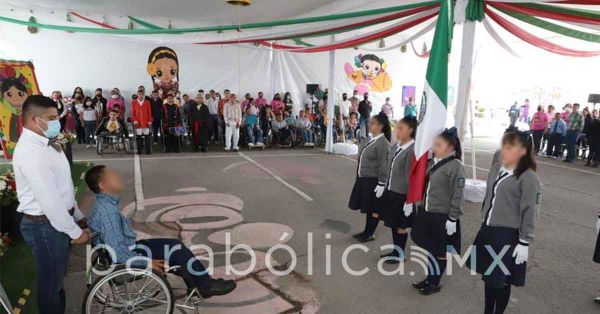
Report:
468,132,541,314
381,97,394,119
51,91,67,132
107,90,125,119
348,89,360,115
404,96,417,119
337,92,351,121
81,97,98,148
92,88,108,118
131,90,153,154
271,93,285,115
188,93,210,152
358,92,372,139
13,95,90,314
255,91,267,109
410,128,465,295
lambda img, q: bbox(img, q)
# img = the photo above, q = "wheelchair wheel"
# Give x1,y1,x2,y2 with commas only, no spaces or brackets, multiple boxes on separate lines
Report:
82,266,174,314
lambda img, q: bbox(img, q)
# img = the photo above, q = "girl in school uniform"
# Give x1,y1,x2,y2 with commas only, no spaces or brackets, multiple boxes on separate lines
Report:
348,112,391,243
411,128,466,295
594,212,600,304
468,131,541,314
378,116,417,263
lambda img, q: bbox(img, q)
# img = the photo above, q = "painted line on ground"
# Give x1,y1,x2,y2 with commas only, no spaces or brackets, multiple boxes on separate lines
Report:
238,152,314,202
70,152,329,163
133,153,145,211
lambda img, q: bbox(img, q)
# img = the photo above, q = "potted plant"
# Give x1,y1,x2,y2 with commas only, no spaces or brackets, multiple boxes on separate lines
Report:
0,233,12,258
0,170,20,238
57,131,76,165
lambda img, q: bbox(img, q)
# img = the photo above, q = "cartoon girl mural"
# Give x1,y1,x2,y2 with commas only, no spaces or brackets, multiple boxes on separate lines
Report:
146,46,179,94
344,54,392,95
0,61,39,159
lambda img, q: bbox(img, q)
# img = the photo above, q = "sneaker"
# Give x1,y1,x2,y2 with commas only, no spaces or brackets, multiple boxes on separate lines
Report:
256,142,264,146
224,147,230,152
594,296,600,304
233,147,239,152
248,143,255,147
308,142,315,146
198,279,237,299
86,145,91,149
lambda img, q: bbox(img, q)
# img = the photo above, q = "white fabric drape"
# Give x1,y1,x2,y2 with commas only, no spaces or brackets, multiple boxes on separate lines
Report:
482,18,521,58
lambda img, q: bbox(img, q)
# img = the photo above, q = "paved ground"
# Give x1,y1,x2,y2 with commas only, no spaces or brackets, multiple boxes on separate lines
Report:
57,137,600,314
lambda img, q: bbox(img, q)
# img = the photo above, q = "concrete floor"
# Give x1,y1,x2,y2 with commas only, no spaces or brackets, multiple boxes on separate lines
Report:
59,138,600,314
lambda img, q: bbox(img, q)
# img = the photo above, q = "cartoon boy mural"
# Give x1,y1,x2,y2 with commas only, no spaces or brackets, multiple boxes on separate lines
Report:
0,61,40,159
344,54,392,95
146,46,179,95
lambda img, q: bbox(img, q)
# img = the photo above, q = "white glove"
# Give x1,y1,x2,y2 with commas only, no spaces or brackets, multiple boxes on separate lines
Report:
512,242,529,265
446,219,457,236
374,184,385,198
403,203,413,217
596,217,600,234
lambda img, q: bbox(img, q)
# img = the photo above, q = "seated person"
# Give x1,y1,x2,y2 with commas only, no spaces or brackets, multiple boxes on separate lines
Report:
295,110,314,146
243,107,264,147
272,112,291,145
259,106,275,136
284,111,296,128
96,109,129,138
86,165,236,298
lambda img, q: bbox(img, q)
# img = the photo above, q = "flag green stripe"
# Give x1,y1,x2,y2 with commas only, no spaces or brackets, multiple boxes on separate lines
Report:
425,0,451,107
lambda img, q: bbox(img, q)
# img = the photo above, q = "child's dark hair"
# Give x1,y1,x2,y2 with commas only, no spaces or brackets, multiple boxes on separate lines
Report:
438,127,462,160
349,112,358,118
399,116,417,139
501,131,537,177
85,165,106,194
372,112,391,141
83,96,93,106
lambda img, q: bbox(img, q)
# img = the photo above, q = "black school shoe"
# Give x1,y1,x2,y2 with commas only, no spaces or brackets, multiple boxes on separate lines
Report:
594,296,600,304
412,279,429,290
198,279,237,299
357,235,376,243
352,232,364,239
419,284,441,295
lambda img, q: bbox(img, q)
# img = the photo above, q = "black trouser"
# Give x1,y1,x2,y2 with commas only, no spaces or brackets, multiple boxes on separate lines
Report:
546,133,563,157
209,114,218,141
164,129,180,153
152,119,162,142
136,135,152,154
532,129,544,153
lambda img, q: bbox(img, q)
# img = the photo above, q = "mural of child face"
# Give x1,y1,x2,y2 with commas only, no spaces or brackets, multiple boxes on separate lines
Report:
2,85,28,109
361,59,381,79
153,57,178,85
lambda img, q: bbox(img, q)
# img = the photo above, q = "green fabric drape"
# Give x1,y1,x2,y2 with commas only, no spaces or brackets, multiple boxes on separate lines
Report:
466,0,485,22
499,8,600,43
0,1,438,35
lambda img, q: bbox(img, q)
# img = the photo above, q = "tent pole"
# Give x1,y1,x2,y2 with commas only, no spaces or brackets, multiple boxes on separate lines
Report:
468,96,477,179
325,35,336,153
454,21,476,145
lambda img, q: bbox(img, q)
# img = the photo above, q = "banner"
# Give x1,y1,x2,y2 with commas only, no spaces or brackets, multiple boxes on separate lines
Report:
401,85,417,107
0,60,41,159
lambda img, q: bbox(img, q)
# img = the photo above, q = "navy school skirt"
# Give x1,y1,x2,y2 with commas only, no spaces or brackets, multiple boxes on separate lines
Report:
594,231,600,264
410,206,461,258
380,190,413,229
348,177,380,214
467,224,527,288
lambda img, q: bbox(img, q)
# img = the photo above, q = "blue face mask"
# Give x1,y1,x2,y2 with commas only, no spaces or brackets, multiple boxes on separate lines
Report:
36,118,61,139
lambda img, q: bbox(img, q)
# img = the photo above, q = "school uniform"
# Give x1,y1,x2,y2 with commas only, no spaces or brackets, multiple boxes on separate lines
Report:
411,156,465,258
468,162,541,288
348,134,390,214
594,215,600,263
380,140,414,229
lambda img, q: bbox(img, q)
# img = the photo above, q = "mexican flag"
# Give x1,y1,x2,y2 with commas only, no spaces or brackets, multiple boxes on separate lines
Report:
407,0,453,203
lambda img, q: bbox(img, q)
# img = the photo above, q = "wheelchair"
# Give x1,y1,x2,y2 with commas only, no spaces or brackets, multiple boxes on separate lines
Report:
83,244,203,314
96,132,131,156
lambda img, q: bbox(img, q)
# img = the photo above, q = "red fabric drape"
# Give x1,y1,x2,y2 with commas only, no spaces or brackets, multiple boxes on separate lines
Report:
485,7,600,57
69,12,117,29
491,2,600,25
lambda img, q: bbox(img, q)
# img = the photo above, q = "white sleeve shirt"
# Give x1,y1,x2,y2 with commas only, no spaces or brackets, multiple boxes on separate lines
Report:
13,128,83,239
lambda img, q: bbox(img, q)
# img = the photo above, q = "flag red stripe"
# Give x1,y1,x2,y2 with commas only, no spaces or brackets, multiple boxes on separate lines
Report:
407,153,428,203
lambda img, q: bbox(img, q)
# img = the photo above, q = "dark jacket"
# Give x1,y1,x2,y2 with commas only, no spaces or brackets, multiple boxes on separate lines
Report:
92,96,108,117
188,101,210,123
150,97,164,121
162,103,181,128
358,99,372,118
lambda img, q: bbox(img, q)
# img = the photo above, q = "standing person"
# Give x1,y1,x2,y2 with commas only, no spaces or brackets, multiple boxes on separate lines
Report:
378,116,416,264
283,92,294,113
586,109,600,167
71,86,84,100
241,93,252,110
72,96,85,144
223,93,242,152
381,97,394,119
468,132,541,314
14,95,90,314
541,105,555,153
530,105,548,154
51,91,67,131
92,88,108,118
206,90,219,143
404,96,417,119
81,97,98,148
519,99,530,123
131,89,153,154
545,112,567,158
348,113,391,243
561,103,572,125
255,91,268,109
508,101,520,128
410,128,465,295
189,93,210,152
162,94,182,153
271,93,285,115
337,92,351,121
349,89,360,115
107,89,125,119
564,103,584,163
149,90,163,143
358,92,372,139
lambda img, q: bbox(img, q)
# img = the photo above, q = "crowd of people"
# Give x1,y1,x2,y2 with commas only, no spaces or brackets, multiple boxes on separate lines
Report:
46,85,418,154
509,100,600,168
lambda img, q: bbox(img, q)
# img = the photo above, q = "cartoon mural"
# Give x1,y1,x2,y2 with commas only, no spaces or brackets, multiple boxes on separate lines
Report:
0,60,40,159
344,54,392,95
146,46,179,95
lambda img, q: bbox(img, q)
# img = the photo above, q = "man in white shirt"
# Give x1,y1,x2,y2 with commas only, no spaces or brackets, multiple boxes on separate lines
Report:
223,93,242,151
13,95,89,314
337,92,351,120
